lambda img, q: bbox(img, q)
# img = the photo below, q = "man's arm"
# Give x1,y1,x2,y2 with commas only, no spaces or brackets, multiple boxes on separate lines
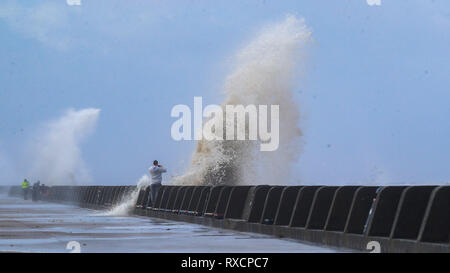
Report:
157,166,167,173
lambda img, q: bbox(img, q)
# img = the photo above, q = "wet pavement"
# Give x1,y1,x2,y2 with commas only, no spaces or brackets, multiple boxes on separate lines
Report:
0,195,346,253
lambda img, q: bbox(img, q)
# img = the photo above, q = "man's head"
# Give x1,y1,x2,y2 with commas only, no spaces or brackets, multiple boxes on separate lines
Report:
153,160,158,166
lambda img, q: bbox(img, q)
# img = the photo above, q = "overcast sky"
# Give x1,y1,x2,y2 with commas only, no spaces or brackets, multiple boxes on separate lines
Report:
1,0,449,185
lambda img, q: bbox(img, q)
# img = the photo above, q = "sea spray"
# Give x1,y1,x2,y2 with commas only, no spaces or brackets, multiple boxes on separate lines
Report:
172,15,312,186
104,175,151,216
0,146,16,185
27,108,100,185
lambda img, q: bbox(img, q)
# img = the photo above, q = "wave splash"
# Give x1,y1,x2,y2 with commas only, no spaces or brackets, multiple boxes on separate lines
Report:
172,15,312,186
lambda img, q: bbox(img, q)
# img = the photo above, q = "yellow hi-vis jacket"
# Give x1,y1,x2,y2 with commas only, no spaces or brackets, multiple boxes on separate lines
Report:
22,181,30,189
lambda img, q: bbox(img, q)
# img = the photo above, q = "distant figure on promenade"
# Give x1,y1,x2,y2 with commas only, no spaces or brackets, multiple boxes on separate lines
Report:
40,184,49,199
32,181,41,202
21,179,30,200
149,160,167,205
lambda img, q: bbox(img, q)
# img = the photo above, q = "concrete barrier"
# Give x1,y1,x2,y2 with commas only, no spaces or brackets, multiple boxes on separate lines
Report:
195,186,211,216
0,186,11,195
115,186,126,205
187,186,205,215
344,186,379,234
105,186,114,206
260,186,286,225
159,186,174,211
134,187,149,215
103,186,115,207
247,186,271,223
86,186,96,205
167,186,182,212
306,186,339,230
204,186,224,217
161,186,177,211
172,186,187,213
274,186,303,226
135,188,146,207
109,186,120,205
290,186,321,228
9,184,449,253
80,186,89,206
419,186,450,244
109,187,118,206
96,186,106,207
142,186,151,208
81,187,89,204
214,186,233,219
324,186,360,232
391,186,436,240
366,186,407,237
98,186,107,206
8,186,21,197
224,186,252,220
180,186,195,214
152,185,167,210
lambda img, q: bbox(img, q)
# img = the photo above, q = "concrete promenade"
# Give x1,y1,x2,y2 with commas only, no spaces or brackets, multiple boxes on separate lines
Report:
0,195,345,253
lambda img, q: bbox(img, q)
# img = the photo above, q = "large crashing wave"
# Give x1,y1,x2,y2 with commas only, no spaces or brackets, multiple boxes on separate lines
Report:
29,108,100,185
172,15,312,186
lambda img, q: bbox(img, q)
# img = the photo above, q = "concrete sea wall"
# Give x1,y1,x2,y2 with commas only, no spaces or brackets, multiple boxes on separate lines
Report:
8,184,450,253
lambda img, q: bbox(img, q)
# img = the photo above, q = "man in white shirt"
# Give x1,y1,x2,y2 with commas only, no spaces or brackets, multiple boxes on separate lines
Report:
149,160,167,205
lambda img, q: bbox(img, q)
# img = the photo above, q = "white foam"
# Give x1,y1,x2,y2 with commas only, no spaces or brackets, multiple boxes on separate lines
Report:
172,15,312,186
104,175,150,216
28,108,100,186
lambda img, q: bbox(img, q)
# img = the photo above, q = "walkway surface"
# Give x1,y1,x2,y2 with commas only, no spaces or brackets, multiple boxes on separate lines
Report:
0,195,347,253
